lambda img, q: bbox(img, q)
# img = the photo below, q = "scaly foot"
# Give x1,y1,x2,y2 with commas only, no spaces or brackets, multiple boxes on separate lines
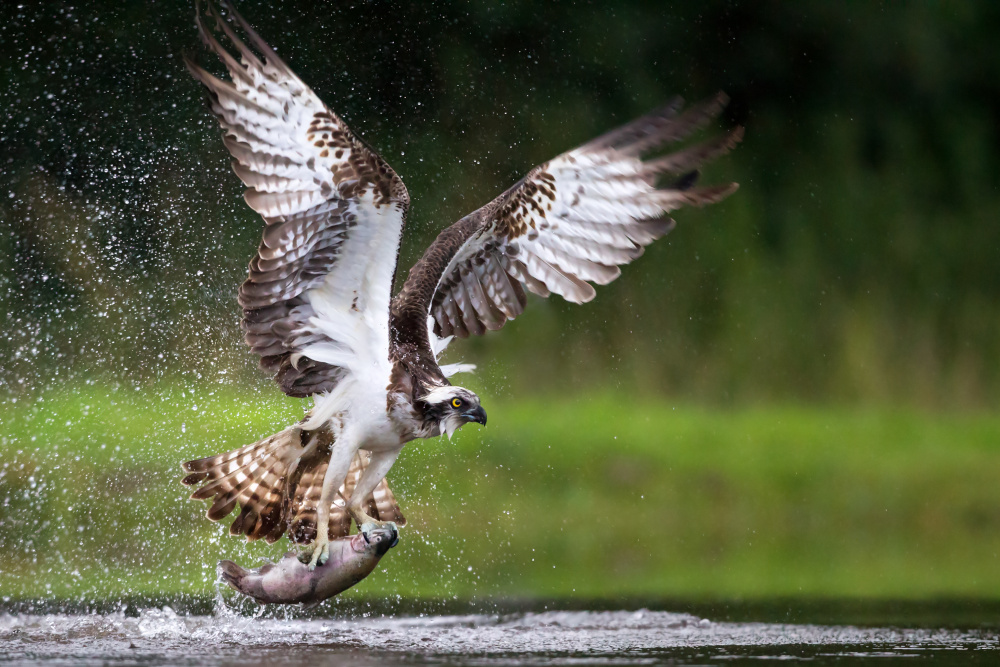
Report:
347,504,377,530
297,534,330,570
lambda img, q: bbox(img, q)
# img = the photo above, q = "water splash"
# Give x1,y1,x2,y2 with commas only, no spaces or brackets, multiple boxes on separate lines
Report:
0,608,995,666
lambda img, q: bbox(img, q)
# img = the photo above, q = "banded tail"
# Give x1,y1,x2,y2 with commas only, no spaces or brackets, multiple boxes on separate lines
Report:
181,427,405,543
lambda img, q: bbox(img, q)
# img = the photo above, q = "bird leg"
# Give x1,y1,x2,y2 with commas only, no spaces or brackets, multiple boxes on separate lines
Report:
347,448,402,544
304,431,358,570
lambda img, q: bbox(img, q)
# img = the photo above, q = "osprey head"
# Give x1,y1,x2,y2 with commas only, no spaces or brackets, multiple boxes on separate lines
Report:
420,386,487,439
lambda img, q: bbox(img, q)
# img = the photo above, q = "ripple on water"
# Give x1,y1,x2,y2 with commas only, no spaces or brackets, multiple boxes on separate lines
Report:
0,608,996,666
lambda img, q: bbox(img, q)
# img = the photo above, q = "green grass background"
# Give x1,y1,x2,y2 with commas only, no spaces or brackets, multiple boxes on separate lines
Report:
2,385,999,603
3,0,1000,612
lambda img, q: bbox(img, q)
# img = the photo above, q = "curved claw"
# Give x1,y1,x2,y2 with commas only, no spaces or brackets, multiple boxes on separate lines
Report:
301,537,329,570
360,521,399,555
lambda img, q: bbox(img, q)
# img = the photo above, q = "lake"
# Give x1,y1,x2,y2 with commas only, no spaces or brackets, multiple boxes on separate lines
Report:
1,600,996,665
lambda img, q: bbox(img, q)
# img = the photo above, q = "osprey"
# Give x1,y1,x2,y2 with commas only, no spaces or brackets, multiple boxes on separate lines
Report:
180,0,742,568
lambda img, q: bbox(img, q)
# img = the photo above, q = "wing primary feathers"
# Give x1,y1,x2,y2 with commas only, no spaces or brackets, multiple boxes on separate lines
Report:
644,126,745,177
391,94,739,368
188,0,410,399
193,3,255,90
603,92,732,157
217,0,295,77
581,96,685,153
203,0,268,74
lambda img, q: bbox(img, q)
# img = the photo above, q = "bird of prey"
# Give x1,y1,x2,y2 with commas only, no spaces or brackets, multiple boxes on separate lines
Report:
180,0,742,568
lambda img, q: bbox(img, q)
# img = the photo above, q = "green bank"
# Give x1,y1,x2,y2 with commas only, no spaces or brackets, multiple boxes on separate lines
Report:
2,385,999,602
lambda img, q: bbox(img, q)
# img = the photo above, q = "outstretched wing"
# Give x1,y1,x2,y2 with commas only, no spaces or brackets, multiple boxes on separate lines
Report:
391,95,740,349
187,0,409,397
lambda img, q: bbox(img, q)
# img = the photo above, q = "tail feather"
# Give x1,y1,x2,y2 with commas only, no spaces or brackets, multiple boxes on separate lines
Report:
372,476,406,526
226,443,289,538
230,505,258,536
288,450,407,543
184,430,290,499
288,454,327,544
183,433,275,473
182,425,406,544
191,436,290,520
182,427,302,540
263,512,289,543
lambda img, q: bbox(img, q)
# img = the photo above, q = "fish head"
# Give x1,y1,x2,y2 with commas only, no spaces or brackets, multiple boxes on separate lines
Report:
360,524,400,557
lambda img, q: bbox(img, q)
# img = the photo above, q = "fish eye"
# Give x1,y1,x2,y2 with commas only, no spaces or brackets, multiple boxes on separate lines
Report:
451,397,463,408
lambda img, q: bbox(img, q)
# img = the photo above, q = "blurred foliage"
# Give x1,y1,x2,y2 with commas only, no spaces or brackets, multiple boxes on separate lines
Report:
3,388,1000,601
3,0,1000,607
1,1,999,405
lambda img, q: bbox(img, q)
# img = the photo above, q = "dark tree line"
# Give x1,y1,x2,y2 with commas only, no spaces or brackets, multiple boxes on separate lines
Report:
2,1,999,406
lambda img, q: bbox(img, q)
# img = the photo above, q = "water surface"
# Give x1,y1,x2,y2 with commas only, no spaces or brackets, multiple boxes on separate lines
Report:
1,605,996,666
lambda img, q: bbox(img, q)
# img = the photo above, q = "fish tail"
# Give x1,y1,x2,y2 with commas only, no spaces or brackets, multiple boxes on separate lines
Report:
218,559,247,586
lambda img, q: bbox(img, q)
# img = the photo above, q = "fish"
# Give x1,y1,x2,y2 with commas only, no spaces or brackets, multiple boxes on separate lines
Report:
218,525,398,605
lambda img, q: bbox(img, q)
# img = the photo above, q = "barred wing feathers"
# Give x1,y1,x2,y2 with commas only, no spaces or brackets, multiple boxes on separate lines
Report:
186,0,409,397
395,95,740,342
288,450,407,544
183,435,406,543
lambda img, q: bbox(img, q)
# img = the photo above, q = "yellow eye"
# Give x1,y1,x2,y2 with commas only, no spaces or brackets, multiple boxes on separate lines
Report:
451,398,463,409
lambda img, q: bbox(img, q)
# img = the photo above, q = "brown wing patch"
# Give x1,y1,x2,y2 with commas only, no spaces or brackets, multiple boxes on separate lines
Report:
181,426,304,544
287,448,406,543
187,1,409,398
391,94,740,357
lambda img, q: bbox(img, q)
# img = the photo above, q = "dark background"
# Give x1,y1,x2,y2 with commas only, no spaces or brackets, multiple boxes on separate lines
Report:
4,1,999,407
3,1,1000,604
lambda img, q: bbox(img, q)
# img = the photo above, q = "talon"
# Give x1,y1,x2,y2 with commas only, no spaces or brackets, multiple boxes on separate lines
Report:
305,538,330,570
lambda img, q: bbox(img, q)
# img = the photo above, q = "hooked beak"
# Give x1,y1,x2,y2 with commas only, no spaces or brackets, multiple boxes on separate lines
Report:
463,405,487,426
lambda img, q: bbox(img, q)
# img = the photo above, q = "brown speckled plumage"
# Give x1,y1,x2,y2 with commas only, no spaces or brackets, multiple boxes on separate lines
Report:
186,0,408,398
390,94,742,384
182,426,405,543
181,0,740,549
